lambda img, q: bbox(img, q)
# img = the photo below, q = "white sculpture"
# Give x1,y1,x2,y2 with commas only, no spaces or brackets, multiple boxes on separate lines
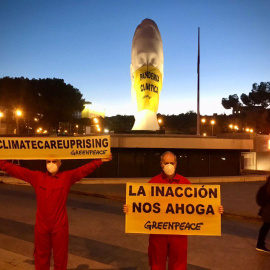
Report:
131,19,164,130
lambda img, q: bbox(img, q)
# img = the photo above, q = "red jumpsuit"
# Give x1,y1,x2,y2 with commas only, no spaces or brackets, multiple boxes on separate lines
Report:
0,159,102,270
148,173,191,270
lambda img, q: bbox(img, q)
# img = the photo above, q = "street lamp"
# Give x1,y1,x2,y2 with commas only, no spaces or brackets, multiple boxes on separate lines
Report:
158,118,162,124
0,112,3,128
76,124,79,134
201,118,206,123
94,118,98,124
210,120,215,136
15,109,22,134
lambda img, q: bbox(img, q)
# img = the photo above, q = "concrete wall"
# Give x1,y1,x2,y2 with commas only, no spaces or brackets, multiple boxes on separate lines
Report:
111,134,253,150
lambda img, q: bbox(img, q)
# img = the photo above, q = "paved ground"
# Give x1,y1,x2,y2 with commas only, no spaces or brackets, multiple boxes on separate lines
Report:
0,180,269,270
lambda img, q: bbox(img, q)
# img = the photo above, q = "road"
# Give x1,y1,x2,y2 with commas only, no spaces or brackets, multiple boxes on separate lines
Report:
0,183,269,270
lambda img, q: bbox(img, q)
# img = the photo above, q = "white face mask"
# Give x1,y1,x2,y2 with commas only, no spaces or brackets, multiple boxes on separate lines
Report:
163,164,175,176
46,163,58,174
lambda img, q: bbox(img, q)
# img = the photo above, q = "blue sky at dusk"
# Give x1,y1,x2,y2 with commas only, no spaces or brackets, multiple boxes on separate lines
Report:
1,0,269,116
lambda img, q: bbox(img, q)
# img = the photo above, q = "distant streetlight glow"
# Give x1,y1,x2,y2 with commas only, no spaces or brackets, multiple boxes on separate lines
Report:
203,133,207,136
229,124,233,129
210,120,215,136
104,129,109,133
16,110,22,117
15,110,23,134
201,118,206,123
158,118,162,124
0,112,3,127
94,118,98,124
250,129,253,133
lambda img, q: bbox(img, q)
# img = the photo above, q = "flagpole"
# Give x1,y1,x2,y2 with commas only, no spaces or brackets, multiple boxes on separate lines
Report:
197,27,200,136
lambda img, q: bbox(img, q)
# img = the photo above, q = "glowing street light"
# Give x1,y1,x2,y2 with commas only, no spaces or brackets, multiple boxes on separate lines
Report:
104,129,109,133
210,120,215,136
250,129,253,133
203,133,207,137
0,112,3,128
201,118,206,123
16,110,22,117
94,118,98,124
76,124,79,134
229,124,233,129
15,109,23,134
158,118,162,124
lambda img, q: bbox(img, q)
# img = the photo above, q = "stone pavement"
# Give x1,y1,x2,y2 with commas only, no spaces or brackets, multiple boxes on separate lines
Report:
0,174,269,269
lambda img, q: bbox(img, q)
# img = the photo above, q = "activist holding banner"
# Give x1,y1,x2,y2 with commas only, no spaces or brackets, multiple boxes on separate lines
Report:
0,155,112,270
124,151,224,270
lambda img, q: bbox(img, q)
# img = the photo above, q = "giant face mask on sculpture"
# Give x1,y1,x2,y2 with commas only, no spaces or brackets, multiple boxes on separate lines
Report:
131,19,164,130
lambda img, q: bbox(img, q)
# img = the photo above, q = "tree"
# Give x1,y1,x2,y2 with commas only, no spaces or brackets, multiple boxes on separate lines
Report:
222,82,270,110
0,77,85,132
221,82,270,133
246,82,270,108
221,94,241,110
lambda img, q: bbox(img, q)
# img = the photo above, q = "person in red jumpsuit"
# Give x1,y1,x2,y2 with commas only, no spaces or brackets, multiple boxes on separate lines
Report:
0,156,112,270
123,151,224,270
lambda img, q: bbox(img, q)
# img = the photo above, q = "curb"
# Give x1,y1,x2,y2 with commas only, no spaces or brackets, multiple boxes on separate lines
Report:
0,175,268,185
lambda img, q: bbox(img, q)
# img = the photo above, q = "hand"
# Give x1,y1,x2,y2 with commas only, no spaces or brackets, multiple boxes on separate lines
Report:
102,154,112,162
123,204,128,213
218,205,224,214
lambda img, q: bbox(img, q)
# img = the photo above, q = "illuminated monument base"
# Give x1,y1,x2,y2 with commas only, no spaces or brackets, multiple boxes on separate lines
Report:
132,109,160,130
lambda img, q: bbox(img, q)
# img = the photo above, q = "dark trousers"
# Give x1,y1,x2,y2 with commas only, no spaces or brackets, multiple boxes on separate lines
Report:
257,222,270,247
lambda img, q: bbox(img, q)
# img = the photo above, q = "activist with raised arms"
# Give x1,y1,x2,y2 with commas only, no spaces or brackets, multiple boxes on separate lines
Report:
0,154,112,270
123,151,224,270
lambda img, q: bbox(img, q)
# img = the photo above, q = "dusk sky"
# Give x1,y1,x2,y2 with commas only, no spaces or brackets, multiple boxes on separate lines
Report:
1,0,269,116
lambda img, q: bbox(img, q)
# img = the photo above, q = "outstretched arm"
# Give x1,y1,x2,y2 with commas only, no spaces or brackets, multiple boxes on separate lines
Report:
69,154,112,185
0,160,39,186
